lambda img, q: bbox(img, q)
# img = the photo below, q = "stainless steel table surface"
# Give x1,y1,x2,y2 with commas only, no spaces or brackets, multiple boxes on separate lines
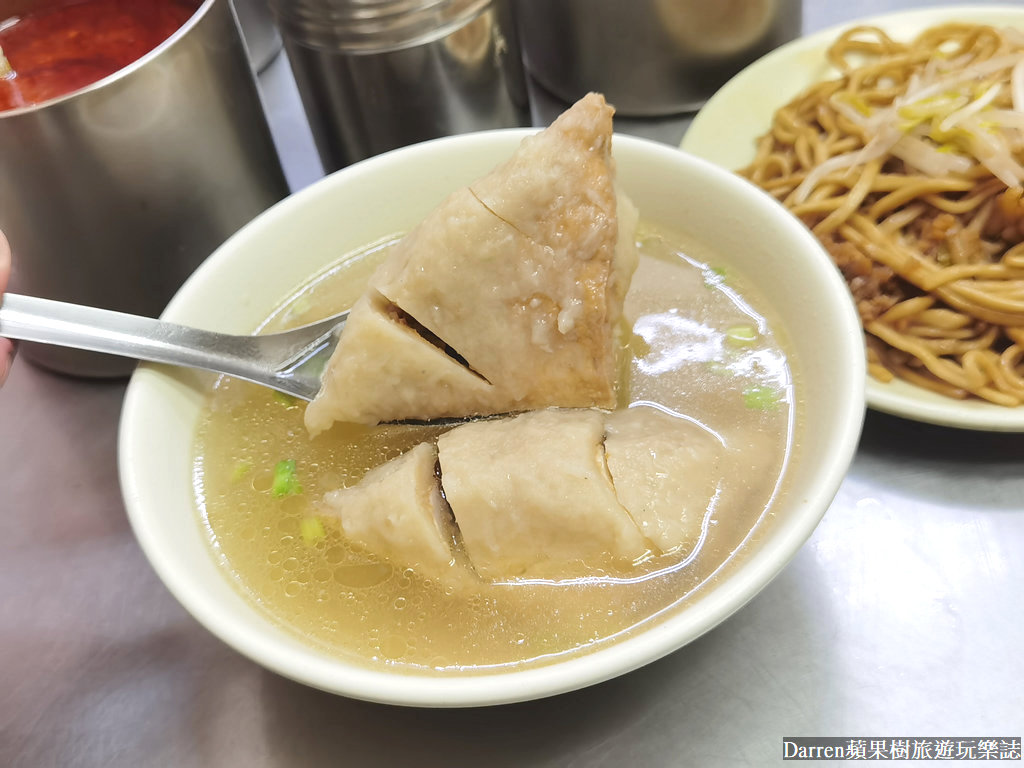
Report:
2,2,1022,766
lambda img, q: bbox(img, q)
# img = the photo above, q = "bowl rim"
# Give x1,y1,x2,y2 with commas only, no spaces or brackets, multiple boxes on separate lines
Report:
118,129,865,707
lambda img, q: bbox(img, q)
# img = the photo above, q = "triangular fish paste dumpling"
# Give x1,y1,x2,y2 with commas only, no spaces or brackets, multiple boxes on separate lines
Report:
305,92,638,434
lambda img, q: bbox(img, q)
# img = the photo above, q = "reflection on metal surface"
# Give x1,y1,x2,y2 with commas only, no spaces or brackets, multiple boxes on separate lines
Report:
268,0,529,171
512,0,802,115
231,0,283,72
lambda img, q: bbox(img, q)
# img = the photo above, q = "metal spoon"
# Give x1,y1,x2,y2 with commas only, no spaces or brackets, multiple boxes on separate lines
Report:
0,293,347,400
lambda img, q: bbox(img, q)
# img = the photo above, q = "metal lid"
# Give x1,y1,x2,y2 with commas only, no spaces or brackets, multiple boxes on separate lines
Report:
268,0,492,53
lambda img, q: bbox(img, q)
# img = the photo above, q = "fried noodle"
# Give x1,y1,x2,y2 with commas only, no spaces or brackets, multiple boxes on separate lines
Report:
741,22,1024,406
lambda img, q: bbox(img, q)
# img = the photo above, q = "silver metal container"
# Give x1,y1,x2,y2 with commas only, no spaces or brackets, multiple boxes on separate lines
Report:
269,0,529,172
0,0,289,377
513,0,802,116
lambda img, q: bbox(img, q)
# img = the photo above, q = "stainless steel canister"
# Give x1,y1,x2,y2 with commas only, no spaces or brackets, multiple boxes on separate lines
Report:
269,0,530,172
0,0,289,377
512,0,802,116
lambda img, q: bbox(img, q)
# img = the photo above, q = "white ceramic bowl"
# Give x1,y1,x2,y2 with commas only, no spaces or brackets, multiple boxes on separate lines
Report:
118,131,865,707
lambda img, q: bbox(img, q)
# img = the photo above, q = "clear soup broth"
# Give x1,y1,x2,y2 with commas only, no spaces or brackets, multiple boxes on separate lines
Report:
192,226,798,673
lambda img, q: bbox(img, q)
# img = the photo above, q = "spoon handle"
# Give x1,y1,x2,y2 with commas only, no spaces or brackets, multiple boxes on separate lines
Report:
0,293,267,378
0,293,345,399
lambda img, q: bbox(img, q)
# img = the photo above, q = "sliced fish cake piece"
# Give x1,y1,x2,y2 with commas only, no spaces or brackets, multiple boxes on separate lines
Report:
437,409,652,580
604,407,724,554
304,291,494,435
321,441,457,578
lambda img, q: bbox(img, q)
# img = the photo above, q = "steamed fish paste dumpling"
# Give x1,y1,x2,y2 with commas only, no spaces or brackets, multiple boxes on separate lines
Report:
304,93,638,434
318,408,725,582
438,407,722,578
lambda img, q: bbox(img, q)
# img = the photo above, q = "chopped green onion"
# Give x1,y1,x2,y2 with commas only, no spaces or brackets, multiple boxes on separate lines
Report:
300,516,326,546
273,390,298,408
271,459,303,498
743,385,779,411
704,360,731,376
231,460,253,482
725,324,758,346
703,265,728,288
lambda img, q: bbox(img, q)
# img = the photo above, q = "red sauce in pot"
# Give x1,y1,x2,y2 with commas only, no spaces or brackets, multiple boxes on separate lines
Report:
0,0,201,112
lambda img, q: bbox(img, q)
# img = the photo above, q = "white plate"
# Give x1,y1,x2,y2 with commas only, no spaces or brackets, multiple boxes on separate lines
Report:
682,4,1024,432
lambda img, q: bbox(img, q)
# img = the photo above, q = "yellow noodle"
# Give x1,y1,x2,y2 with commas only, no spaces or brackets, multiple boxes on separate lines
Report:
868,179,977,219
890,360,971,399
906,326,976,341
816,159,884,235
879,203,926,233
877,295,935,323
999,345,1024,394
914,308,973,330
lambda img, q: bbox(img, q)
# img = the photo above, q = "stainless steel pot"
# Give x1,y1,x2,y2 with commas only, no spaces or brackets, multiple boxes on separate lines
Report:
513,0,802,116
269,0,530,172
0,0,289,376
